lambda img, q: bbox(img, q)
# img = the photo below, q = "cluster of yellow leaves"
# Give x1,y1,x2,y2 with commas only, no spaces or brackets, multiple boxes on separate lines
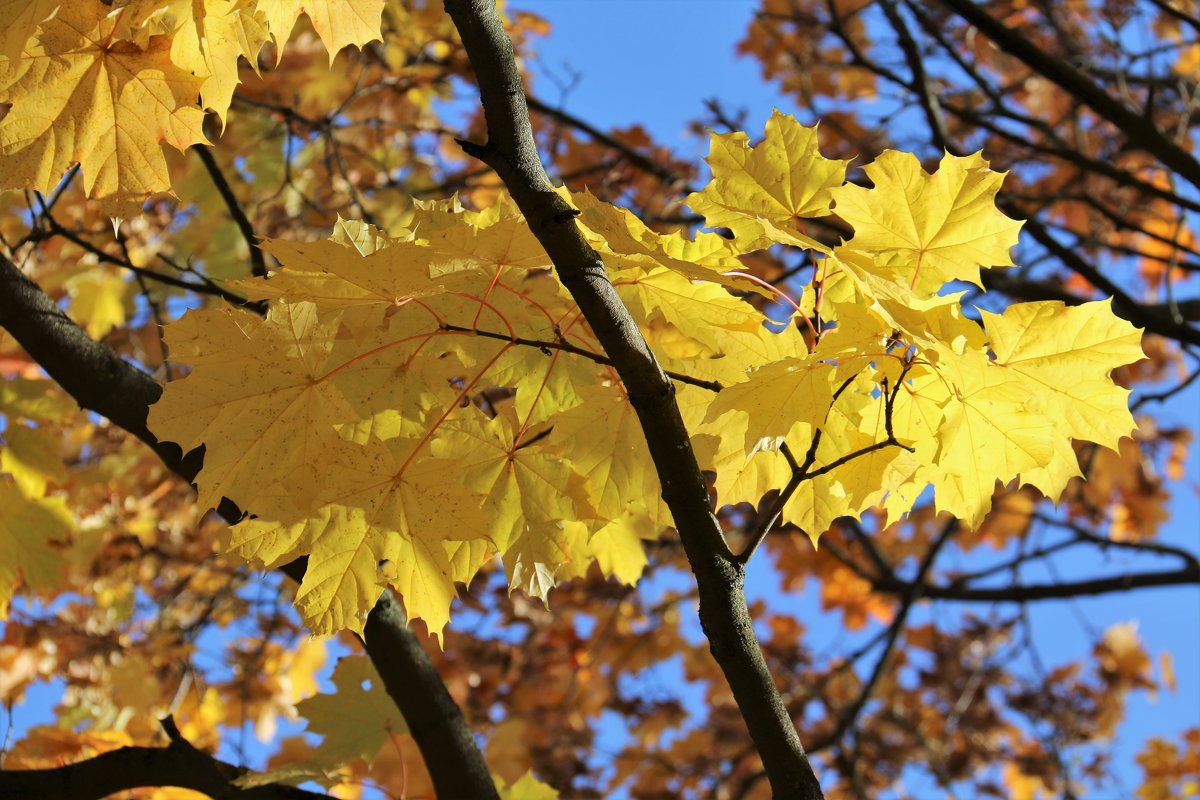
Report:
147,111,1144,640
0,0,385,216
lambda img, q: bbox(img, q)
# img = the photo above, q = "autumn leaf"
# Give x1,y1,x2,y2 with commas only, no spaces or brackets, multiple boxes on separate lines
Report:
928,350,1056,528
983,299,1144,453
297,655,406,766
230,435,489,638
258,0,386,63
438,412,590,601
0,482,72,617
0,1,208,214
704,354,842,453
831,150,1022,294
496,770,560,800
147,302,356,517
686,109,848,251
0,423,65,497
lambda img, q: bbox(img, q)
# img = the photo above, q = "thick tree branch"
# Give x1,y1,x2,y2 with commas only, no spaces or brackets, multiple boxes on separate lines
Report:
0,253,498,800
442,1,823,797
939,0,1200,190
0,717,328,800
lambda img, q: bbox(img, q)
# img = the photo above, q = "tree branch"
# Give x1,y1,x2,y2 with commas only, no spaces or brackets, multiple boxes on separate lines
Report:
874,564,1200,602
939,0,1200,190
0,717,329,800
193,145,269,279
526,95,690,188
438,322,723,391
442,1,824,796
0,252,498,800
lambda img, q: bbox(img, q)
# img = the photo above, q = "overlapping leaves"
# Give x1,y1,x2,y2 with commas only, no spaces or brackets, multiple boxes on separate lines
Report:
148,114,1144,638
0,0,385,214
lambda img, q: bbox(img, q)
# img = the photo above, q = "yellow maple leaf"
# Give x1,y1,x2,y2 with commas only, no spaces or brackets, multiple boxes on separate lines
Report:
147,302,356,516
686,109,848,252
704,354,843,453
496,771,560,800
550,384,660,526
615,267,769,355
163,0,272,124
567,188,771,295
780,386,909,545
928,350,1056,528
302,655,405,763
438,413,589,601
984,299,1144,453
230,436,488,638
0,0,59,61
873,367,944,526
251,654,406,776
66,267,128,339
258,0,386,63
831,150,1022,294
1,423,66,497
585,515,650,585
0,378,78,422
0,1,208,214
0,481,72,617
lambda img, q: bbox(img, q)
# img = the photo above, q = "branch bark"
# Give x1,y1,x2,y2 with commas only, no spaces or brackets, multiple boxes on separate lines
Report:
939,0,1200,190
873,564,1200,602
441,1,823,797
0,252,498,800
0,717,329,800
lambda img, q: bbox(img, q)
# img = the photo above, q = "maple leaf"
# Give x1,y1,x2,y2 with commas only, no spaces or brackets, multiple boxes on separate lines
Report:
147,302,356,517
704,354,843,453
686,109,848,251
65,268,128,339
831,150,1022,294
615,267,769,355
438,413,589,601
239,654,405,788
258,0,386,63
0,1,208,215
496,771,560,800
0,379,77,422
983,299,1144,453
0,0,59,60
585,514,650,585
927,350,1057,528
778,384,911,545
549,384,660,526
163,0,272,124
1,424,65,498
0,482,72,617
297,655,406,766
231,435,489,638
568,188,772,295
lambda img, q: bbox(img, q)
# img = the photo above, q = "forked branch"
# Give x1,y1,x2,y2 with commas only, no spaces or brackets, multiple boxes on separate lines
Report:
443,0,824,796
